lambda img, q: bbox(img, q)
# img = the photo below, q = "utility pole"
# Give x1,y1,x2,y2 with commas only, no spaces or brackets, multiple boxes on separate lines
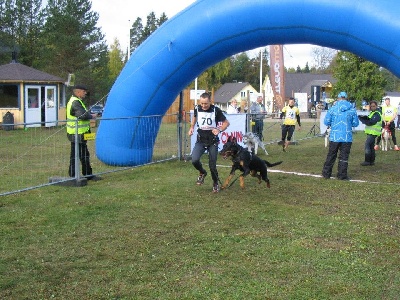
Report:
127,20,131,60
259,49,262,93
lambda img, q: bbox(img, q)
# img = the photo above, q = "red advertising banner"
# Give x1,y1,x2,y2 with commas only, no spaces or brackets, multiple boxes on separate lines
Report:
269,45,285,111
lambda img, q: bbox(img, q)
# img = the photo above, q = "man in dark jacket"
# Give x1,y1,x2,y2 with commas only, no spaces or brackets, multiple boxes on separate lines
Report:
358,101,382,166
66,85,100,180
250,94,266,140
188,92,230,193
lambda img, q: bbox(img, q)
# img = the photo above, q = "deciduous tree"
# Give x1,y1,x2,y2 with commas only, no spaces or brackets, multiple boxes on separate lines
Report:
332,51,386,102
312,46,337,72
108,38,124,84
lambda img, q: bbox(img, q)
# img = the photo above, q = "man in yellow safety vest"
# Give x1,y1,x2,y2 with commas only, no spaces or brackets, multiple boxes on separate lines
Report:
66,85,100,180
358,100,382,166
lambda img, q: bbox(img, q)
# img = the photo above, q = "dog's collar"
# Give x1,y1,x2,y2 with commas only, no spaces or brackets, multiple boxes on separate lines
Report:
238,147,254,160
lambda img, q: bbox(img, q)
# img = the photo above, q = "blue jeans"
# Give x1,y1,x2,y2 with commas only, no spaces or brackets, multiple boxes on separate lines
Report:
364,134,377,163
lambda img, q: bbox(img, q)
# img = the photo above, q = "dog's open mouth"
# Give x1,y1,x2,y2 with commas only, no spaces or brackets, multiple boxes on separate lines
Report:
220,151,232,159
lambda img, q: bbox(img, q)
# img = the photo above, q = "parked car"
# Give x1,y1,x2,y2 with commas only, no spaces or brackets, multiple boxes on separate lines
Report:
90,105,104,116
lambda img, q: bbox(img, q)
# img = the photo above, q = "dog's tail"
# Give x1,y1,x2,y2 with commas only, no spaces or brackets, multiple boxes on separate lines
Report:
264,160,283,167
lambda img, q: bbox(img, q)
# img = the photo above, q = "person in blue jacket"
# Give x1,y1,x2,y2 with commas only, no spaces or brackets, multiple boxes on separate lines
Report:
322,91,359,180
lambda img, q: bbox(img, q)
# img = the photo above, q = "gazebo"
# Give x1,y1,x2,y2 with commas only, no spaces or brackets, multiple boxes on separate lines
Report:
0,62,66,128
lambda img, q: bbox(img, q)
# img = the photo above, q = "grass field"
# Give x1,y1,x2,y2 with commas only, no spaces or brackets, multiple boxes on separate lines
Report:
1,120,400,299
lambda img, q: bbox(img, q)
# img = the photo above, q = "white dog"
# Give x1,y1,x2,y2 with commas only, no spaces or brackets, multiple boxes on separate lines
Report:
381,126,391,151
242,132,268,155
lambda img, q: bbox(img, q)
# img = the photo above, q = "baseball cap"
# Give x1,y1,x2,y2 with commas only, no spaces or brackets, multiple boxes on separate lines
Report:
338,91,347,98
73,84,88,91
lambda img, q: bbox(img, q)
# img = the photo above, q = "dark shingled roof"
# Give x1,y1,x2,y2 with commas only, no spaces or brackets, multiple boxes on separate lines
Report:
285,73,336,97
385,91,400,98
214,82,252,104
0,62,64,82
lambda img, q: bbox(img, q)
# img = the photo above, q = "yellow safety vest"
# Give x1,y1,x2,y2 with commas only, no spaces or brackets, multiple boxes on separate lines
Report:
365,111,382,136
66,96,90,135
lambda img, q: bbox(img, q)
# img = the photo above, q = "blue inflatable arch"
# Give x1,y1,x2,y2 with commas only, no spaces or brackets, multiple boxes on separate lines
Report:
96,0,400,166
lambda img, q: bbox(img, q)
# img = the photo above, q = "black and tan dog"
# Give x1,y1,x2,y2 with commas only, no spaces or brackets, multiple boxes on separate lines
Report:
220,136,282,189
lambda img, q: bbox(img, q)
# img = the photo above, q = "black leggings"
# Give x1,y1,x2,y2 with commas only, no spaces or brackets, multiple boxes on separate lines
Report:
282,125,295,141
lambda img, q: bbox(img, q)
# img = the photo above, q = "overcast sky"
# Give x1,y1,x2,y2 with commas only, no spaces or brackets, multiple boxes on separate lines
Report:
91,0,317,69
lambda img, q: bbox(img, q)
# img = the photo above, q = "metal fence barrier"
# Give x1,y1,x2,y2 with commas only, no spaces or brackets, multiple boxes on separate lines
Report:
0,114,181,196
0,111,321,196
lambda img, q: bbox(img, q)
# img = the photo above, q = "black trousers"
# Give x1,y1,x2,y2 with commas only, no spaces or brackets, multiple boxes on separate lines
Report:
281,125,295,141
322,142,352,179
69,141,93,177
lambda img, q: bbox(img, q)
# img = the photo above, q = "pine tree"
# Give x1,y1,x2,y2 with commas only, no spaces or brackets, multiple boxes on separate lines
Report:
303,62,310,73
14,0,44,66
0,0,43,65
129,17,143,54
40,0,109,99
129,12,168,54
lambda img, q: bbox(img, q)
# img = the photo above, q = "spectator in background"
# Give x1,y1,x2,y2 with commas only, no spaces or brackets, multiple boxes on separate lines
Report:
322,89,328,110
250,94,266,140
358,101,382,166
375,97,399,151
280,97,301,151
322,91,359,180
29,97,38,108
309,105,316,118
362,99,368,111
397,102,400,129
226,98,240,114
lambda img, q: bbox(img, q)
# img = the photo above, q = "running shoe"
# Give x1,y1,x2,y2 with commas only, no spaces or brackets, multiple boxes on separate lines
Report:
212,182,220,193
196,172,207,185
